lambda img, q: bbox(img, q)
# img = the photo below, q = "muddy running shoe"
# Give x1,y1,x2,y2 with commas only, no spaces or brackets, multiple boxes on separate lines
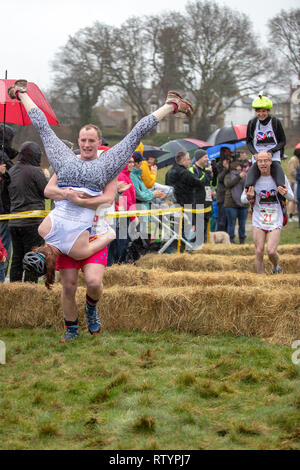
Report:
85,305,101,335
8,79,27,100
166,90,194,117
272,265,281,274
59,325,79,343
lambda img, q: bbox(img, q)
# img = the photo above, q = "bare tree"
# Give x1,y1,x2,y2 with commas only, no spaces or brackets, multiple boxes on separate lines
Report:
183,0,269,137
51,22,113,127
268,8,300,78
145,13,189,99
107,17,152,123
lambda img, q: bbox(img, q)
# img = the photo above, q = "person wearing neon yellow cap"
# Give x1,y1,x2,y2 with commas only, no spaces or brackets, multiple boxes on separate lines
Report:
245,94,286,190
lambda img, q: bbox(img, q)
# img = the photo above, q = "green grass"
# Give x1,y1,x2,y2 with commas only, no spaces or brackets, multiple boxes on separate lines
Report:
0,329,299,450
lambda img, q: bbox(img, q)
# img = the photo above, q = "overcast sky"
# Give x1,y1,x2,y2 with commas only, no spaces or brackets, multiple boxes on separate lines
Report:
0,0,298,91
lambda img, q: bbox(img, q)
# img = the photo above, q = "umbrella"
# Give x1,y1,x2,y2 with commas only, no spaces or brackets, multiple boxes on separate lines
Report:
0,79,59,126
142,145,169,159
207,125,247,146
161,138,209,156
206,141,246,160
158,138,211,169
183,138,211,148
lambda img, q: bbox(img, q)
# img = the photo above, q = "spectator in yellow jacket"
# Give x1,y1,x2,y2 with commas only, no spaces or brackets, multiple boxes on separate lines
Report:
140,156,157,189
139,154,175,202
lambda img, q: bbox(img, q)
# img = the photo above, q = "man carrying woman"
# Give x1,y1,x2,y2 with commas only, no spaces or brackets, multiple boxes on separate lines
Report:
8,80,193,342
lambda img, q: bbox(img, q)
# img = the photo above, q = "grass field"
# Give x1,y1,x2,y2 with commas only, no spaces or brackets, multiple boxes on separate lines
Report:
0,329,299,450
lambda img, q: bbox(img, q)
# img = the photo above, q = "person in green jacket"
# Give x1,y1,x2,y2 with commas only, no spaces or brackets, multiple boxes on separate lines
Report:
130,152,166,205
130,151,166,238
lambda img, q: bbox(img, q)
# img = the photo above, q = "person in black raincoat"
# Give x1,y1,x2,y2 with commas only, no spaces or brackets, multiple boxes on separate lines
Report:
7,141,48,282
0,124,18,282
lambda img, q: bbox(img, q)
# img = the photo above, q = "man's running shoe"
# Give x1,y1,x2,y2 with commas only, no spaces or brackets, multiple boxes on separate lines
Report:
85,306,101,335
272,265,281,274
59,325,79,343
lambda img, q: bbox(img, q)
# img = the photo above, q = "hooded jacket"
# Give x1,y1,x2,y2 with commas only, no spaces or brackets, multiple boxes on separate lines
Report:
224,163,248,208
116,163,136,220
140,160,157,189
130,167,154,204
8,142,48,227
0,125,17,214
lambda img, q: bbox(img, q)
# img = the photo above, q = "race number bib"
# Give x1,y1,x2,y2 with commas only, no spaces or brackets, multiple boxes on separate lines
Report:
205,186,212,202
259,207,278,227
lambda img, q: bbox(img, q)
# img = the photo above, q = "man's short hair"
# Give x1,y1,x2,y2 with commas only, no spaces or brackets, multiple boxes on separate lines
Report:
175,151,188,164
79,124,102,139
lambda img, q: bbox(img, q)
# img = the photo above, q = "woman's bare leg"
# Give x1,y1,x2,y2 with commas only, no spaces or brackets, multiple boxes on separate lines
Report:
69,227,116,260
38,215,52,239
152,103,174,121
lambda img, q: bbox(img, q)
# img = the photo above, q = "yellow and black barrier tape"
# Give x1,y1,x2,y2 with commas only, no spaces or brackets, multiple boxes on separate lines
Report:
0,206,211,221
0,210,50,220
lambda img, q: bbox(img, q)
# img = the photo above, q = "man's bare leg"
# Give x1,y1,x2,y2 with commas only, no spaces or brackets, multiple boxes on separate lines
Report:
253,227,267,274
266,229,281,271
60,269,79,322
83,263,105,335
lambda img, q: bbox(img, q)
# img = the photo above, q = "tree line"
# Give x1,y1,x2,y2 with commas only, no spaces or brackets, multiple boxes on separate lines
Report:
48,0,300,138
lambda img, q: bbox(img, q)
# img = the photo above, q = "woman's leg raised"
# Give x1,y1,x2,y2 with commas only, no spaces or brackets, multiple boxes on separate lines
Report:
8,84,75,174
68,227,116,260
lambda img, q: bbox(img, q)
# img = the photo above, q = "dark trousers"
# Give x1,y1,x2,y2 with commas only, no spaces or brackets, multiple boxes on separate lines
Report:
204,216,210,243
225,207,248,241
0,221,12,282
9,225,44,282
216,203,227,232
246,161,285,187
107,219,130,266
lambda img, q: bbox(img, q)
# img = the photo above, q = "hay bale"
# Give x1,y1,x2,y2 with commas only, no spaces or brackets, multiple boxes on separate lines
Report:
0,283,82,331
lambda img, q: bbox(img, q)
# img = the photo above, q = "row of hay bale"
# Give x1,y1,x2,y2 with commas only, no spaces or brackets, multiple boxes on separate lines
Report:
1,244,299,345
192,243,300,256
0,280,299,346
134,252,300,274
102,265,300,289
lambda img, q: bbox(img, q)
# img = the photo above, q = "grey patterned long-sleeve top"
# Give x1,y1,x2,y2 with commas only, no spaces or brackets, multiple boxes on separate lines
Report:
28,108,158,192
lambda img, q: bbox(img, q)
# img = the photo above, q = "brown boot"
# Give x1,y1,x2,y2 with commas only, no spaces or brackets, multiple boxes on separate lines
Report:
166,90,194,117
8,79,27,100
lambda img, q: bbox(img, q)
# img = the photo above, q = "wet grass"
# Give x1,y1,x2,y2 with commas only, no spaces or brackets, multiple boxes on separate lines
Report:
0,328,299,450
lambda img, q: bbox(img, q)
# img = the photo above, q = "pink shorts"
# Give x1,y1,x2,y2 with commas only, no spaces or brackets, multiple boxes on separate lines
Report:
56,247,108,272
